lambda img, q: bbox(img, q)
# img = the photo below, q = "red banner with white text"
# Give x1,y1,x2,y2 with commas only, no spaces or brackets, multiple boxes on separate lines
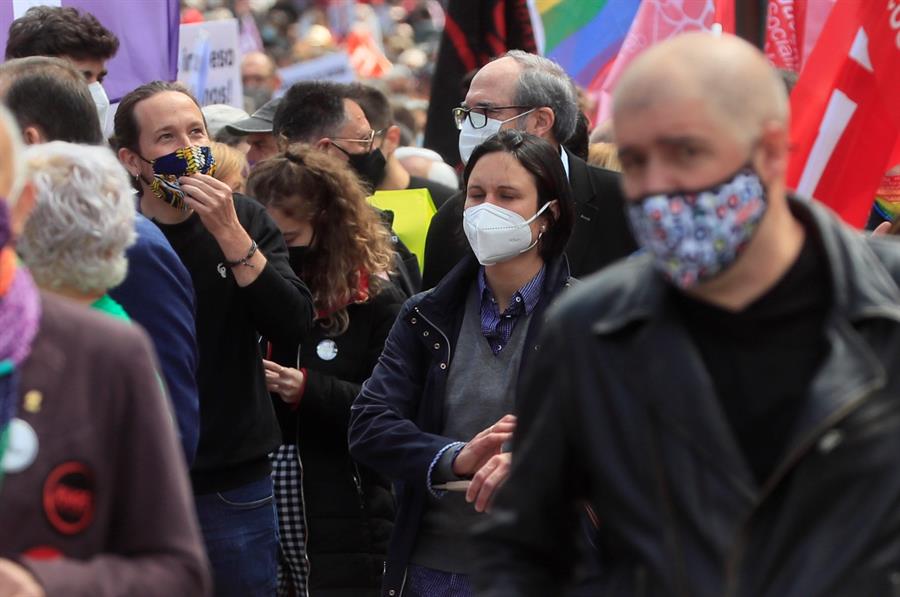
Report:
765,0,804,70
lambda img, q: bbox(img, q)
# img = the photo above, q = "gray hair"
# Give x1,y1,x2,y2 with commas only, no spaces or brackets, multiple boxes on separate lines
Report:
0,104,26,206
19,141,136,295
504,50,579,144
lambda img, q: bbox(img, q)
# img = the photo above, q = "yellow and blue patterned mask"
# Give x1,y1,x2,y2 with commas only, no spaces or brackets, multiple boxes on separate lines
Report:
144,146,217,211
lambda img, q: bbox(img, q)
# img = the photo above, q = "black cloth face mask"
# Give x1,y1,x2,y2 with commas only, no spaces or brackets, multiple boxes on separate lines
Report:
332,144,386,192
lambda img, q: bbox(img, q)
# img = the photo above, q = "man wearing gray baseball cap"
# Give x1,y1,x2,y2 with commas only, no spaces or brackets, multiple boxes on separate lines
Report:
225,97,281,166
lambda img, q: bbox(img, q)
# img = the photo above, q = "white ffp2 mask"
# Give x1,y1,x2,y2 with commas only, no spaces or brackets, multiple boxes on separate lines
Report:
463,201,552,265
88,81,110,137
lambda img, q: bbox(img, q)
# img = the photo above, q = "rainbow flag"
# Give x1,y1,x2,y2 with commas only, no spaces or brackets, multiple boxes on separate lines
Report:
530,0,641,91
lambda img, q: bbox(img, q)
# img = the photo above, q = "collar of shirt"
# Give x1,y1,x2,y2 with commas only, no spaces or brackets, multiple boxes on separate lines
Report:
560,147,570,180
477,265,546,353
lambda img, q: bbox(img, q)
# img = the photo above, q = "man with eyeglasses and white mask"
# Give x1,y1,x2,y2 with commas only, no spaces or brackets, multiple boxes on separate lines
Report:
421,50,637,289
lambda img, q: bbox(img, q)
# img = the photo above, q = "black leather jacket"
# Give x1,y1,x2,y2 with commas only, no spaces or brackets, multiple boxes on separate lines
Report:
474,198,900,597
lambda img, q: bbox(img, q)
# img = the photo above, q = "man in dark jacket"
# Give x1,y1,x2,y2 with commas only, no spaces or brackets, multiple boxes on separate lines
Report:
475,32,900,597
421,50,636,288
115,82,314,597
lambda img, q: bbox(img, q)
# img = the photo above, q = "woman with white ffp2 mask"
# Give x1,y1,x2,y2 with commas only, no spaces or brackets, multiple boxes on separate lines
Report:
348,130,576,596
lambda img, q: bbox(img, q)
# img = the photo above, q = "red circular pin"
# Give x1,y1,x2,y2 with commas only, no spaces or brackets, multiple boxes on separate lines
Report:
43,461,95,536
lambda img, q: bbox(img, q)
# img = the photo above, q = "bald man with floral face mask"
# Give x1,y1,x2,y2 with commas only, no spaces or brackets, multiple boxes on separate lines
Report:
475,32,900,597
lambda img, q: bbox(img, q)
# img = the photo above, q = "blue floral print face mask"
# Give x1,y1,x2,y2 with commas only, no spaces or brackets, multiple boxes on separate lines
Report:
625,166,767,289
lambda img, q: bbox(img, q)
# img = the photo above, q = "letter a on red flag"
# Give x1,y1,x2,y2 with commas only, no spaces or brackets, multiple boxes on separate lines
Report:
787,0,900,228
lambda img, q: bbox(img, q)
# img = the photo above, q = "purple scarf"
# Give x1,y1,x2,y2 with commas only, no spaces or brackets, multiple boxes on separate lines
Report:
0,200,41,484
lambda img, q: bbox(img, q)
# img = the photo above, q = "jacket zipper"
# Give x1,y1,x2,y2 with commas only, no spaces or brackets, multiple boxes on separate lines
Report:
351,462,365,509
395,566,408,597
413,307,452,366
723,377,882,597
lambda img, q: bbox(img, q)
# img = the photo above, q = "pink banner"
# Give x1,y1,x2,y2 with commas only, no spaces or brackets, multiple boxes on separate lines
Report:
595,0,732,123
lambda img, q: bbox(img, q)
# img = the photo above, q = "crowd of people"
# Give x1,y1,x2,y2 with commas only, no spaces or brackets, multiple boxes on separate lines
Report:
2,3,900,597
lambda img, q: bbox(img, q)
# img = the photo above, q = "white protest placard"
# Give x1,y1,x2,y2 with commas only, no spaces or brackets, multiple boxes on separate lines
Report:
178,19,243,108
277,51,355,91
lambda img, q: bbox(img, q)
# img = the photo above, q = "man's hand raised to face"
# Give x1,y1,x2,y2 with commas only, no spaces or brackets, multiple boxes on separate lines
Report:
179,173,268,287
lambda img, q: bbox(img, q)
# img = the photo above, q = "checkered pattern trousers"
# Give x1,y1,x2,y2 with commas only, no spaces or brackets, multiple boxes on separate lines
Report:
271,444,309,597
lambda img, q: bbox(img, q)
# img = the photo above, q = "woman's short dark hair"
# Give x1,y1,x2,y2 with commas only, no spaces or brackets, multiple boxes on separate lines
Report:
463,130,575,261
113,81,206,153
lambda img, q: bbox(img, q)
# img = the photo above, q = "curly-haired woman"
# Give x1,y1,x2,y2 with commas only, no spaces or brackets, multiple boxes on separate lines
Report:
248,145,404,597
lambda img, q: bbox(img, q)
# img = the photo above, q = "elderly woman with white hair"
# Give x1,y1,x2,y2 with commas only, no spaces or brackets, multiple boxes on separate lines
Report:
18,140,136,320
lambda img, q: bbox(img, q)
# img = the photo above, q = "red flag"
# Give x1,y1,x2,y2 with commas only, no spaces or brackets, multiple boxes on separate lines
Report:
786,0,900,228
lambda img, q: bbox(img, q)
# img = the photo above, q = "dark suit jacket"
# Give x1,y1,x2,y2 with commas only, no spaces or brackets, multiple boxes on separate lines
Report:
421,150,637,289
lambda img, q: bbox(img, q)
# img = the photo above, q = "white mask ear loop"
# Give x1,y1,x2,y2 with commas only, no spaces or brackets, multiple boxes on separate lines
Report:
518,200,554,255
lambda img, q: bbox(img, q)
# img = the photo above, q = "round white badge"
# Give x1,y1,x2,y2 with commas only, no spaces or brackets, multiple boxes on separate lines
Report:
2,418,38,473
316,339,339,361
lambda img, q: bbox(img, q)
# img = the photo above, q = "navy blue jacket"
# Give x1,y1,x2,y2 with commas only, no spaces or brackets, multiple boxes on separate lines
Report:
110,213,200,464
348,254,572,596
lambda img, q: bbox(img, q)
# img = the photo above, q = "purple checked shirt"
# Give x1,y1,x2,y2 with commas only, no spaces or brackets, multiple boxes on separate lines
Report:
477,265,546,355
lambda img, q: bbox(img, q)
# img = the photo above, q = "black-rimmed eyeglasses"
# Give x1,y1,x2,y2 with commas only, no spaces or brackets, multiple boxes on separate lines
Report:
452,105,533,130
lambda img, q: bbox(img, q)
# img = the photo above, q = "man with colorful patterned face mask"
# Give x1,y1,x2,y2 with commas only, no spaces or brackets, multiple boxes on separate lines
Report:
139,144,218,211
474,32,900,597
115,80,314,597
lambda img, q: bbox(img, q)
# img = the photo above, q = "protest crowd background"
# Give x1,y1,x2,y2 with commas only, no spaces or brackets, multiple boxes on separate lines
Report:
1,0,900,596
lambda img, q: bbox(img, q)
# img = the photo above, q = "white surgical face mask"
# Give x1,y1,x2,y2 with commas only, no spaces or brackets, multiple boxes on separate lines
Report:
463,200,552,265
88,81,110,137
457,108,535,164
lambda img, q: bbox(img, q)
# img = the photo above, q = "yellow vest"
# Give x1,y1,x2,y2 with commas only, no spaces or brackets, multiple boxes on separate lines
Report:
368,188,438,273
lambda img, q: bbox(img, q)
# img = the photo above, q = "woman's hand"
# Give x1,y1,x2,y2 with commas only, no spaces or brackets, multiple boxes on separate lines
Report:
263,359,305,405
466,452,512,513
452,414,516,478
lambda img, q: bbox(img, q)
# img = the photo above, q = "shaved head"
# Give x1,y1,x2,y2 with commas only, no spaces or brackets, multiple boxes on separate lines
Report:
242,52,276,76
613,32,788,148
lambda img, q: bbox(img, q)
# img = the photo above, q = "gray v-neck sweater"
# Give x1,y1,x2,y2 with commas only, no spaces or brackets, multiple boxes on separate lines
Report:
410,281,533,573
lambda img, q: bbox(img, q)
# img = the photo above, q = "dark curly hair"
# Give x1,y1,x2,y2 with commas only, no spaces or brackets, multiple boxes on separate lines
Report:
5,6,120,61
